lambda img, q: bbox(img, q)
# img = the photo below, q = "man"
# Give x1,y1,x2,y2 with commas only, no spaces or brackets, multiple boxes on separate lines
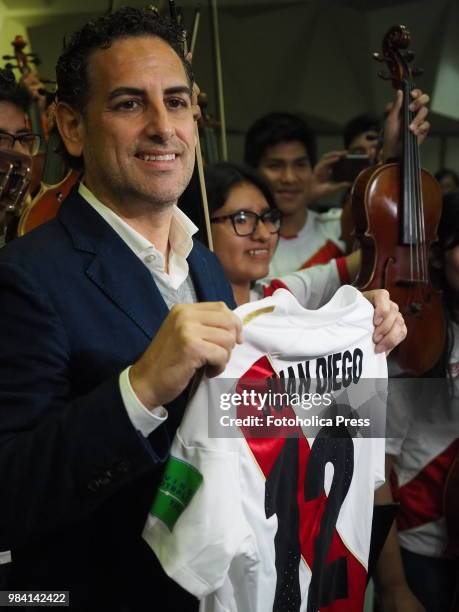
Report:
0,69,42,244
0,7,405,611
343,112,382,163
0,68,40,157
435,167,459,195
244,112,349,279
244,97,430,279
0,9,240,611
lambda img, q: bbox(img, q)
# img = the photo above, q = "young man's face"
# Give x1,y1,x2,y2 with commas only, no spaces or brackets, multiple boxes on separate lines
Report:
257,140,313,217
58,35,197,212
439,174,458,196
0,101,30,156
347,130,379,163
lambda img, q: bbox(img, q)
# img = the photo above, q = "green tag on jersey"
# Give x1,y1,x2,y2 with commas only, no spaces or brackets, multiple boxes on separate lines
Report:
150,457,203,531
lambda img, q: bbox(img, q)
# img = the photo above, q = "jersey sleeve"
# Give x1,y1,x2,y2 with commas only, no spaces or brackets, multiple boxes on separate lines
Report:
255,260,341,309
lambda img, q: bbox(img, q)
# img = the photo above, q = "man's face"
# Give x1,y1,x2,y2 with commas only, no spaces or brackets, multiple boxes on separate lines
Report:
67,35,197,212
0,101,30,156
348,130,379,163
439,175,457,196
258,141,313,217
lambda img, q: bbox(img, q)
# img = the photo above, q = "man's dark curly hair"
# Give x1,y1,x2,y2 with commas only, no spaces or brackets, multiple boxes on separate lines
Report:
244,112,317,169
56,6,193,113
0,68,32,113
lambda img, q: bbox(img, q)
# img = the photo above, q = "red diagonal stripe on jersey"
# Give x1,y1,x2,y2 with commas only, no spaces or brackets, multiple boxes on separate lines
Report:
262,279,289,298
299,239,344,270
237,356,367,611
392,439,459,531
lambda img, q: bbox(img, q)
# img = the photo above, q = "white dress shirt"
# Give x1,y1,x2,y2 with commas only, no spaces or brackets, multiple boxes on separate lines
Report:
79,182,198,436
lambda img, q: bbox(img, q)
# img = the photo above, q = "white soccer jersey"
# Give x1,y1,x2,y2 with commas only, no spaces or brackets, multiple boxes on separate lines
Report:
267,208,345,279
143,287,387,612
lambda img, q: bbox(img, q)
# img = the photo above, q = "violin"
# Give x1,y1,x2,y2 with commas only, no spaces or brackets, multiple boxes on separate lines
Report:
169,0,214,250
3,35,74,240
7,36,67,187
351,25,445,376
17,169,80,236
3,36,47,196
4,36,47,140
5,37,80,237
0,149,33,244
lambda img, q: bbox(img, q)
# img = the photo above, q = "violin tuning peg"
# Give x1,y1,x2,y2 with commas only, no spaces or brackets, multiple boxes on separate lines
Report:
412,67,424,78
373,52,384,62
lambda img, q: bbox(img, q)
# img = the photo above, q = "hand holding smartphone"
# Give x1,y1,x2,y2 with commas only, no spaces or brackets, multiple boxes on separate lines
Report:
331,154,371,183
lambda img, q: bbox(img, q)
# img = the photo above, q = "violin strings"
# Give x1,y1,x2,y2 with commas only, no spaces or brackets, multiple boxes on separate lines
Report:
403,80,415,282
411,82,427,283
409,82,420,283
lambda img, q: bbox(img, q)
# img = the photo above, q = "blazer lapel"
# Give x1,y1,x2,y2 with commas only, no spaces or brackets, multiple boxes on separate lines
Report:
188,247,219,302
58,190,168,340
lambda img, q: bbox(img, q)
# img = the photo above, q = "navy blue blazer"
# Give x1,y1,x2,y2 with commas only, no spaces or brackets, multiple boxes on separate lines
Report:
0,190,235,610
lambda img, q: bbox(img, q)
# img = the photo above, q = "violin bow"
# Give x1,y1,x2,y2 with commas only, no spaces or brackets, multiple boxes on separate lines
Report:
169,0,214,251
209,0,227,161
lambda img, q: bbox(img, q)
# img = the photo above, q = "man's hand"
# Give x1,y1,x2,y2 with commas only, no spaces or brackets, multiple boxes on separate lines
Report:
309,151,351,203
378,583,426,612
362,289,407,354
382,89,430,161
129,302,242,409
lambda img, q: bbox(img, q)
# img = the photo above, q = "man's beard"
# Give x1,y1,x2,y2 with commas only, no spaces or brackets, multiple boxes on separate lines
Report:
102,165,193,212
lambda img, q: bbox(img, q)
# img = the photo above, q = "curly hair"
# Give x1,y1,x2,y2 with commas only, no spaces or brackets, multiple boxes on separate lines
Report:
0,67,32,113
56,6,193,113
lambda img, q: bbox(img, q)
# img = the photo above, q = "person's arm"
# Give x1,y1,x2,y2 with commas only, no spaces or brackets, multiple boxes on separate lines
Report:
0,261,164,551
308,150,351,204
0,259,241,551
374,456,426,612
343,249,361,282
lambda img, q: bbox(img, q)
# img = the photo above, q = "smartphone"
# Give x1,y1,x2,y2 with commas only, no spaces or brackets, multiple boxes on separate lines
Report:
331,154,371,183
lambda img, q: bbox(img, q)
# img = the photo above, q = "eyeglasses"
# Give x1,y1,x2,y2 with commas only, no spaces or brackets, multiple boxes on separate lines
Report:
211,209,281,237
0,132,41,156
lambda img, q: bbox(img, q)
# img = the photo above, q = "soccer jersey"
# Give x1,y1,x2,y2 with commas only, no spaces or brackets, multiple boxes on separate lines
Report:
268,208,345,279
386,321,459,558
143,287,387,612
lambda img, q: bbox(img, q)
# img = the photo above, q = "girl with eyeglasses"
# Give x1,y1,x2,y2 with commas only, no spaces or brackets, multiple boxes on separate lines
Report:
207,161,357,307
206,162,405,354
